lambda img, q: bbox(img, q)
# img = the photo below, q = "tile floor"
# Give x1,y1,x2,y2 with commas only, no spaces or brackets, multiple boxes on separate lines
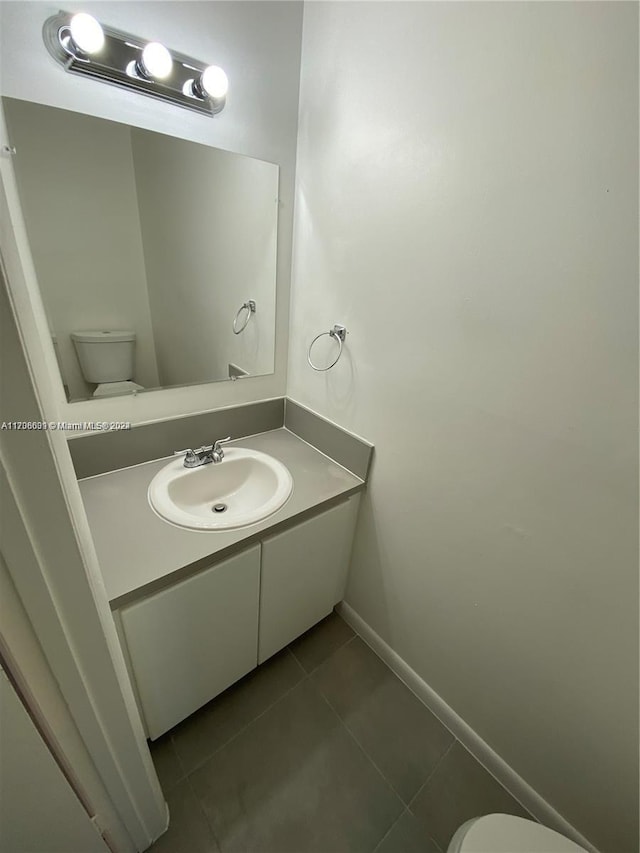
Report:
148,611,530,853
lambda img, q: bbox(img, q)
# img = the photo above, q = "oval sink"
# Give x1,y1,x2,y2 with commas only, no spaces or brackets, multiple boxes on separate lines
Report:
148,448,293,531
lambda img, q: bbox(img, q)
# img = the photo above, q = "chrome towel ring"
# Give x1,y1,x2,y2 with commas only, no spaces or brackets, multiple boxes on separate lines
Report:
307,324,347,371
233,300,256,335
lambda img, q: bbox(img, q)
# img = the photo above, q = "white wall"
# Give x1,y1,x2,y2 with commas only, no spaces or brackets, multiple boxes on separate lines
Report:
288,4,638,852
3,99,160,400
0,0,302,425
131,128,277,386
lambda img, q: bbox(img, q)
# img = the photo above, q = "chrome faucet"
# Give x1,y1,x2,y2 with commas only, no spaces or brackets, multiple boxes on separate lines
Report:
174,437,232,468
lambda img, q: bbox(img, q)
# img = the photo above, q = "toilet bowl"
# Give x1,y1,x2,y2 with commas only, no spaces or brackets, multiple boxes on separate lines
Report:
71,330,144,397
448,814,587,853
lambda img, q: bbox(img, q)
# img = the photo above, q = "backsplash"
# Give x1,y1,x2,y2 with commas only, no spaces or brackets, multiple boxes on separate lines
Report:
69,397,374,480
69,398,284,478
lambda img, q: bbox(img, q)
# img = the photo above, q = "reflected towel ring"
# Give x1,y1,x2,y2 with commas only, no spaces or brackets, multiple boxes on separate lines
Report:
233,300,256,334
307,324,347,371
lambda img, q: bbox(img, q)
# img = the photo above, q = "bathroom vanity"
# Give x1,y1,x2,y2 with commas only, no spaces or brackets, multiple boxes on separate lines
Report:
79,427,367,740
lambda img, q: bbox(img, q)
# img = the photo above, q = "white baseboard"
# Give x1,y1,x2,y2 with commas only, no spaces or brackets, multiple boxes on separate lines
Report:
336,601,599,853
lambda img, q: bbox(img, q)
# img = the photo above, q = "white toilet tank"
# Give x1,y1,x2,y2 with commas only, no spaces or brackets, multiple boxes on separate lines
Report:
71,330,136,384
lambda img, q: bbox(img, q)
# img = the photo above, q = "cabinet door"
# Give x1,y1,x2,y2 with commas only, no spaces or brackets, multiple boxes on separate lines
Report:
259,495,360,664
120,545,260,739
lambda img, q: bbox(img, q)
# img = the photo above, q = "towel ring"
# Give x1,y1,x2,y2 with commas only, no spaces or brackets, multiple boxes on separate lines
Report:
233,300,256,335
307,324,347,371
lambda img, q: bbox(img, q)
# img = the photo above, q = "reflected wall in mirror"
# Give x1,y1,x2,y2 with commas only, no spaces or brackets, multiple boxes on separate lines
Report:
3,97,278,402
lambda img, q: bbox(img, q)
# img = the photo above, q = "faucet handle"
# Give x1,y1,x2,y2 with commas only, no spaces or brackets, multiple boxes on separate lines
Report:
211,436,232,463
174,448,198,465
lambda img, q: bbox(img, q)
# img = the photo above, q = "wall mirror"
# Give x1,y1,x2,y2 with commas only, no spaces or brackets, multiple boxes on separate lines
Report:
3,97,278,403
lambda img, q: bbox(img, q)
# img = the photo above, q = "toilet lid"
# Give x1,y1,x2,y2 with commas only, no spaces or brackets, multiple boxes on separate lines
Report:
454,814,588,853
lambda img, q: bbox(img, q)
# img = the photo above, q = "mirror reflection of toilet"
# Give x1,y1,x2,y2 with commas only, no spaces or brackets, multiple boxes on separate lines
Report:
448,814,588,853
71,330,144,398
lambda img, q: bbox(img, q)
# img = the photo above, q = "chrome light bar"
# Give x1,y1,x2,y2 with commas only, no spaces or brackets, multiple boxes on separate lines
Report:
42,11,228,117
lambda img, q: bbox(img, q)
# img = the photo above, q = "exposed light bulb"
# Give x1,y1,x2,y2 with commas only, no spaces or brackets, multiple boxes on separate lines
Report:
199,66,228,99
69,13,104,55
140,42,172,80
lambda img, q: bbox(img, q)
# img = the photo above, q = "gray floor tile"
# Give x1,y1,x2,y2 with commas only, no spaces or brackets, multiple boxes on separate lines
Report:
172,649,304,774
150,734,184,793
190,679,403,853
312,637,455,803
374,811,441,853
147,779,219,853
289,610,355,673
410,741,530,851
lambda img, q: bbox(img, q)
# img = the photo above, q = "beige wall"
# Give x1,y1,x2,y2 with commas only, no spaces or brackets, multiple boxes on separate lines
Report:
3,99,160,400
131,129,277,386
288,3,638,851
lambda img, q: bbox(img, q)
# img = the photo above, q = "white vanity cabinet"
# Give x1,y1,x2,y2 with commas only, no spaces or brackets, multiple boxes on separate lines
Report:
119,545,260,740
116,495,361,740
258,495,361,663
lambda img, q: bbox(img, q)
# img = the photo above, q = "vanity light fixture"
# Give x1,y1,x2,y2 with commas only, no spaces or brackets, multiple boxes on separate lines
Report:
43,10,227,116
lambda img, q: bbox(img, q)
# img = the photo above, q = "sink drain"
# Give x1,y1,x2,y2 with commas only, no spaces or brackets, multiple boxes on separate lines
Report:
212,503,228,513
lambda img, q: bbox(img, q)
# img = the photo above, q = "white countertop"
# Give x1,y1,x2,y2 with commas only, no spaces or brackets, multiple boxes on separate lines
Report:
79,428,364,607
